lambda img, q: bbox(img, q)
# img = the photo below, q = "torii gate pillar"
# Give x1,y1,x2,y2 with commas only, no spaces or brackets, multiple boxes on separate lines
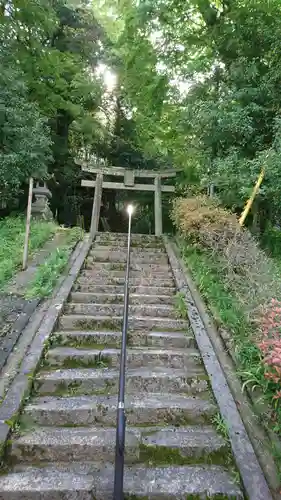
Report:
154,175,162,236
89,173,103,237
78,162,180,236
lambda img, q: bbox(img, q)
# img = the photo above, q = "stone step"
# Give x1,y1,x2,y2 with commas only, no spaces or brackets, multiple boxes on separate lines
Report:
70,292,175,306
11,425,226,465
0,463,243,499
0,467,94,500
11,427,139,464
76,275,174,287
54,330,195,349
93,235,164,244
82,268,173,279
36,366,208,396
96,233,163,246
141,425,228,463
23,393,216,426
46,346,201,370
85,262,171,272
58,314,189,332
90,245,166,254
73,283,176,295
96,231,162,240
89,250,168,264
64,303,177,319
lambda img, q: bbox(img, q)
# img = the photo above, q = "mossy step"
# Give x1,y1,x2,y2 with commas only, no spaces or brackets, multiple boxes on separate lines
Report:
85,262,170,272
45,346,201,370
58,314,189,332
64,303,177,319
11,427,139,464
70,292,175,306
72,284,176,296
23,393,216,426
95,233,163,245
76,275,174,287
53,330,195,349
81,268,173,279
89,246,166,255
88,250,168,265
94,239,164,248
96,231,162,241
36,366,208,396
10,425,227,466
0,463,243,498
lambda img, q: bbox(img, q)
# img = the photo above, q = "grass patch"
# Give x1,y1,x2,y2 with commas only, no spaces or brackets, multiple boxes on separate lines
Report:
0,216,57,290
180,242,260,372
211,412,229,441
25,227,82,299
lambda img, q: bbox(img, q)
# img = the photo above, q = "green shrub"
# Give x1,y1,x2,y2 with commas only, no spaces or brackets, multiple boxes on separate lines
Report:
172,196,281,320
261,224,281,258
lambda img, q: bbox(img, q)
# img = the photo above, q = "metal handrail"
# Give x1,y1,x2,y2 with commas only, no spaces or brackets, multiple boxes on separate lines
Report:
113,206,133,500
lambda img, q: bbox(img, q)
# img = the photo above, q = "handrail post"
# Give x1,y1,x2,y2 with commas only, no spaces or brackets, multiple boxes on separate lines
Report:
113,205,134,500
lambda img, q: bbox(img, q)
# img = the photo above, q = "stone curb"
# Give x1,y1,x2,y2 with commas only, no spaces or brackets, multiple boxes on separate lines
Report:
0,298,40,373
0,235,93,458
164,236,273,500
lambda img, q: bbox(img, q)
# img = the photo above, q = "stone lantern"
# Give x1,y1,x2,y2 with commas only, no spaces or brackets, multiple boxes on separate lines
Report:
31,182,53,220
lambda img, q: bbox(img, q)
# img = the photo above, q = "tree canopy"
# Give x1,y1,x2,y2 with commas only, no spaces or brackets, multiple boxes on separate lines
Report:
1,0,281,233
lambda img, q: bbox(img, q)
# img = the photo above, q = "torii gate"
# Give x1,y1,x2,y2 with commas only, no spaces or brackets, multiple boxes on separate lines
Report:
78,161,178,236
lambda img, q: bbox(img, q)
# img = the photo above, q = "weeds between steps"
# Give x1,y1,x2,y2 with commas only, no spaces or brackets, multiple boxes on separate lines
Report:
174,292,188,320
60,356,110,369
211,413,229,441
211,412,241,486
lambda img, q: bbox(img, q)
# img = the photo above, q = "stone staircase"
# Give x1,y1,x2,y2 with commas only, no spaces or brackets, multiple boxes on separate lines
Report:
0,233,244,499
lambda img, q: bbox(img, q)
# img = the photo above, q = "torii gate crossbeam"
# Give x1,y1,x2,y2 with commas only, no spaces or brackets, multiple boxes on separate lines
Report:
78,161,178,236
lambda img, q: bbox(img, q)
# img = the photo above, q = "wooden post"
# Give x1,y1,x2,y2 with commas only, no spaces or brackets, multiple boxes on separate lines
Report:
154,175,162,236
90,173,103,237
22,177,33,270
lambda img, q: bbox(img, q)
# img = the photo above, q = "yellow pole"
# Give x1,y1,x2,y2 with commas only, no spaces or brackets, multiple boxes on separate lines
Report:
239,169,265,226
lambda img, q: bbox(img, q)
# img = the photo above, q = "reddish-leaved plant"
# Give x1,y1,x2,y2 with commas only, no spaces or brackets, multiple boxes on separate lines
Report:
259,299,281,403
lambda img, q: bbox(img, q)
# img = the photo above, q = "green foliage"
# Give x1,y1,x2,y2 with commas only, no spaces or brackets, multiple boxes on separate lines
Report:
0,216,56,290
260,225,281,259
211,413,229,441
25,227,80,299
173,197,281,321
0,68,52,202
97,0,281,234
25,247,68,299
0,0,106,212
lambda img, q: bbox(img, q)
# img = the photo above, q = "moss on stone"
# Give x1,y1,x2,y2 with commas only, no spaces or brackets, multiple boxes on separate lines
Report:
73,342,118,351
76,318,121,331
60,355,111,369
140,443,229,467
